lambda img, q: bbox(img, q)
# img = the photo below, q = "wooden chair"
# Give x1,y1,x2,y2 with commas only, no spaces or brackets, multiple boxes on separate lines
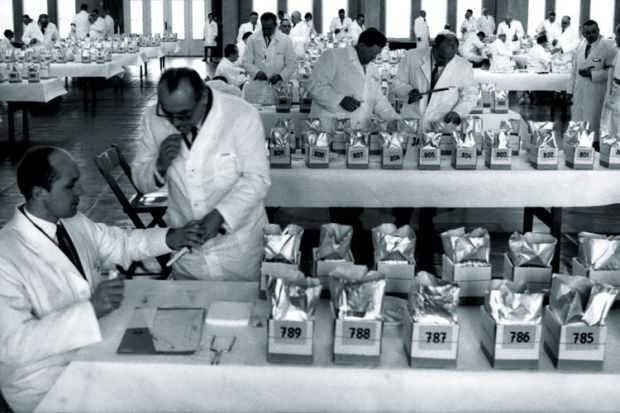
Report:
94,144,171,277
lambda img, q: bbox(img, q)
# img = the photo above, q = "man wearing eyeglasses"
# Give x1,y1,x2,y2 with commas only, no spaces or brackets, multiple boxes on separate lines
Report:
132,68,271,281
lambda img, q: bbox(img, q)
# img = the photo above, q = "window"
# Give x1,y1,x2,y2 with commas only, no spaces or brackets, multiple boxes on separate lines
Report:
287,0,313,15
555,0,580,30
421,0,448,38
253,0,278,18
590,0,615,37
130,0,143,35
0,0,14,33
22,0,47,20
171,0,185,38
386,0,411,39
527,0,546,35
151,0,164,34
322,0,347,34
56,0,75,37
192,0,206,39
456,0,481,29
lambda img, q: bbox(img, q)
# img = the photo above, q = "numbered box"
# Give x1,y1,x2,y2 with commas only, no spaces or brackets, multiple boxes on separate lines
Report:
451,148,477,170
369,133,383,155
269,146,291,169
491,94,509,114
418,147,441,170
600,143,620,169
299,97,312,113
267,319,314,364
572,257,620,299
259,252,301,299
312,248,355,289
346,145,369,169
484,147,512,170
529,146,559,170
471,97,484,114
509,135,521,156
503,253,552,294
331,132,347,154
332,306,383,365
402,309,459,368
381,147,404,169
304,145,330,168
543,306,607,370
439,134,454,155
565,146,594,170
375,260,415,293
276,96,292,113
479,306,542,369
27,70,40,84
441,255,491,297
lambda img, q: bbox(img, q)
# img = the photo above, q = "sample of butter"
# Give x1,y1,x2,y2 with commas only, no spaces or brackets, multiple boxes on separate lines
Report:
206,301,253,327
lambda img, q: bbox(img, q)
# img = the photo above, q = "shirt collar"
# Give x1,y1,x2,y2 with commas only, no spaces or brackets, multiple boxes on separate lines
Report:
23,206,58,239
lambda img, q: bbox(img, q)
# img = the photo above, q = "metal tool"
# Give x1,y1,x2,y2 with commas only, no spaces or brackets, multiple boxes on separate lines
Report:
417,87,451,96
166,246,189,267
209,335,236,365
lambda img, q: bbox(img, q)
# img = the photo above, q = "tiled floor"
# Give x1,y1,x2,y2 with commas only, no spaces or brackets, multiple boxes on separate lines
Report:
1,57,619,275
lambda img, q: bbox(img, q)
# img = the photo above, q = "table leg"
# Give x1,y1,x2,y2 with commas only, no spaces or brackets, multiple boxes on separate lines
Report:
144,62,148,77
91,80,97,113
7,102,16,150
523,207,534,233
22,104,29,146
139,66,143,87
82,78,89,112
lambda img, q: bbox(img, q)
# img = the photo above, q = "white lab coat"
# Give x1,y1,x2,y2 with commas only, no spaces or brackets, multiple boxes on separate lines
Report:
556,27,580,54
22,22,59,46
461,35,488,63
349,21,365,44
477,15,495,37
414,16,430,49
237,21,261,43
569,38,617,138
236,40,247,66
0,210,170,413
496,20,524,52
536,19,561,44
242,30,297,81
460,17,477,41
206,79,243,97
0,38,12,49
215,57,246,87
526,44,552,71
393,48,478,130
601,50,620,135
290,21,311,57
104,15,115,37
72,10,91,40
89,17,107,40
132,90,270,281
203,20,218,47
329,16,352,34
306,46,400,131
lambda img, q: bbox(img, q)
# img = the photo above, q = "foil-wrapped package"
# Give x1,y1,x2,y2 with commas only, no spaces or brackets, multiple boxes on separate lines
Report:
399,118,420,133
435,121,460,134
600,131,620,148
485,280,544,325
269,127,290,148
333,118,351,132
480,83,496,94
276,82,292,97
275,118,293,132
263,224,304,263
578,232,620,271
317,223,353,260
349,130,369,147
441,227,491,265
381,132,407,150
499,119,520,135
453,131,477,148
303,118,321,132
328,265,386,320
463,116,483,135
565,130,594,148
493,90,509,101
508,232,557,267
371,224,416,263
422,132,442,148
549,275,618,326
305,131,332,147
484,130,510,149
527,121,554,136
409,272,460,324
268,269,322,321
370,117,388,133
532,128,557,148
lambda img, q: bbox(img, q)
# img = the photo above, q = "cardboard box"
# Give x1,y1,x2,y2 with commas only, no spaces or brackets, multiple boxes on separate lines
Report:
369,133,383,155
375,260,415,293
275,95,291,113
331,132,347,153
484,147,512,170
441,255,492,297
346,145,369,169
381,147,404,169
259,251,301,299
491,93,509,114
529,146,558,170
439,134,454,155
479,306,542,369
402,309,459,368
600,143,620,169
451,148,477,170
269,146,291,169
313,248,355,288
564,146,594,170
267,319,314,364
572,257,620,295
509,135,520,156
332,304,382,365
418,147,441,170
502,254,552,293
471,97,484,114
299,97,312,113
543,306,607,370
305,145,329,168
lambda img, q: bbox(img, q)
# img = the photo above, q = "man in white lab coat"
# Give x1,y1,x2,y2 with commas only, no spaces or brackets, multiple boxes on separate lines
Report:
88,10,107,40
132,68,271,280
349,14,366,45
279,19,292,35
536,12,561,45
20,15,37,44
329,9,352,36
235,31,252,67
242,12,297,85
0,147,204,413
460,9,477,42
460,31,490,67
103,9,115,38
569,20,617,143
203,13,218,62
215,44,247,88
600,25,620,136
553,16,581,55
527,34,552,71
496,14,524,52
72,4,91,40
477,8,495,38
237,11,260,43
21,14,59,46
414,10,430,49
290,11,310,57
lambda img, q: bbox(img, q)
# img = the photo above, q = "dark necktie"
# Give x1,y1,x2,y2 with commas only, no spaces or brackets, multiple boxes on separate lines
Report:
41,26,46,35
430,65,440,90
252,23,256,31
585,43,591,59
183,127,198,149
56,223,86,279
265,35,271,47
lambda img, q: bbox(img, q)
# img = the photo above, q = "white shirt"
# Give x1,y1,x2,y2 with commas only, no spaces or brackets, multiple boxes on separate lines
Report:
536,19,561,43
477,15,495,37
460,17,478,40
235,40,247,66
104,15,115,37
23,207,57,241
290,21,311,57
527,43,552,71
72,10,90,40
488,38,512,57
215,57,247,87
206,79,243,97
556,27,580,54
89,17,107,40
496,20,524,51
461,35,488,62
329,16,352,33
349,21,365,44
414,16,430,48
237,21,261,43
203,20,218,46
242,29,297,81
22,22,59,46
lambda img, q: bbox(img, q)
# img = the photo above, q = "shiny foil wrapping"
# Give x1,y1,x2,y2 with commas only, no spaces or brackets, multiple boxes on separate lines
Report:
566,130,594,148
578,232,620,271
532,128,557,148
499,119,520,135
480,82,496,94
441,227,491,265
600,131,620,148
333,118,351,132
317,223,353,260
263,224,304,263
276,82,292,98
269,127,290,148
549,274,618,326
463,116,483,135
508,232,557,267
305,131,332,147
485,280,544,325
371,224,416,263
371,117,388,133
493,90,509,101
348,130,369,147
484,130,510,149
303,118,321,132
275,118,293,132
422,132,442,148
381,132,407,150
409,271,460,324
434,121,459,134
453,131,477,148
328,266,386,320
268,270,322,321
400,118,420,133
527,121,554,135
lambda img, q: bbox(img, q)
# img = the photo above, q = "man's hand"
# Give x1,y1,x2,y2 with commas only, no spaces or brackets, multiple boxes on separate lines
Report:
166,220,207,250
444,111,461,125
408,88,422,104
90,279,124,319
340,96,361,112
269,74,282,84
255,71,268,81
578,67,593,79
203,209,225,241
156,134,183,176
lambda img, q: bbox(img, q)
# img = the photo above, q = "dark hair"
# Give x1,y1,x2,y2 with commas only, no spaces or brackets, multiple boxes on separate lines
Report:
583,19,598,28
242,31,252,40
537,34,548,44
158,68,206,101
466,9,473,14
224,44,237,57
17,147,59,199
278,10,285,17
357,14,365,20
549,12,556,16
208,13,213,18
212,76,228,83
338,9,345,14
92,9,99,14
22,14,31,20
477,31,486,39
80,4,87,11
304,12,312,19
4,29,14,38
357,27,387,48
435,33,459,48
261,12,277,24
250,11,258,17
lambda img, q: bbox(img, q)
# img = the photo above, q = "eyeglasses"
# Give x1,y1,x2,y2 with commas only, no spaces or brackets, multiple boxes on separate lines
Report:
156,101,200,122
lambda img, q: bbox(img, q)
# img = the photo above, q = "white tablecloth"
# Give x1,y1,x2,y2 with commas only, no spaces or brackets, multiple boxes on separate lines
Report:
35,280,620,413
111,52,147,67
473,69,570,91
49,61,125,79
141,46,166,59
161,41,181,56
0,78,67,102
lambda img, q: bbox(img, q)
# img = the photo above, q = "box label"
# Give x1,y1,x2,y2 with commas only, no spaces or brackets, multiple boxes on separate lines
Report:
564,327,602,350
309,146,329,164
272,321,308,345
341,320,378,346
382,148,403,167
348,147,369,165
501,326,537,349
417,325,454,350
455,148,477,166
